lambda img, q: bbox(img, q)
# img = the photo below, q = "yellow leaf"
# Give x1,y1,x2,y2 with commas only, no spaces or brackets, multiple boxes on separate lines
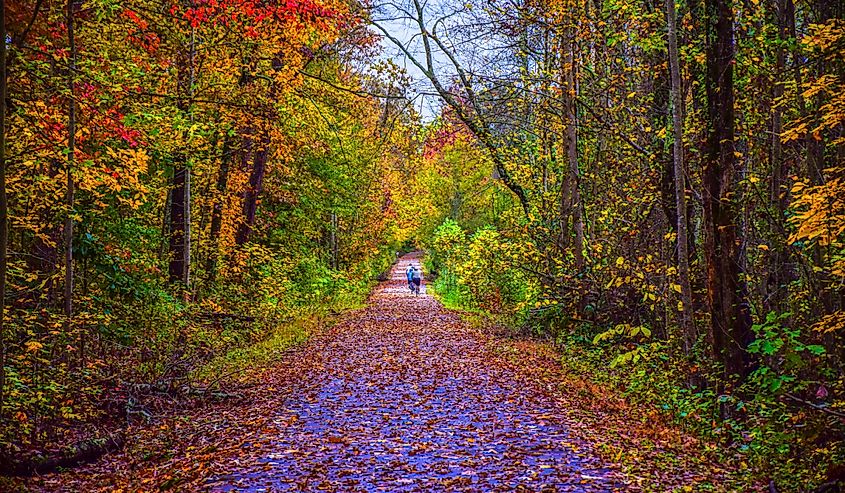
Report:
757,244,769,251
25,341,43,352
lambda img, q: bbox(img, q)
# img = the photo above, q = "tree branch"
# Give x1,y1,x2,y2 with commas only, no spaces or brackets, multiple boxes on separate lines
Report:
370,6,530,214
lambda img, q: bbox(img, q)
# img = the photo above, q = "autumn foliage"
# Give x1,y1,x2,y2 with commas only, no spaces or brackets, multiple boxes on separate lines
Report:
0,0,417,471
0,0,843,489
406,0,844,488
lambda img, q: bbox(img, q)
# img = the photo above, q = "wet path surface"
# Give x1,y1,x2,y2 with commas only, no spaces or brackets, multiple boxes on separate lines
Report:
209,253,617,492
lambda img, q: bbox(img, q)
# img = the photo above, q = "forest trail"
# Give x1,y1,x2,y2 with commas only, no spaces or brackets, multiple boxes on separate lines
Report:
203,251,619,491
27,251,740,492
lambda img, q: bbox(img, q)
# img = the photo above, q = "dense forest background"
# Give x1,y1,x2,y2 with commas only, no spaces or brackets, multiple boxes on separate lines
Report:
0,0,424,471
1,0,843,489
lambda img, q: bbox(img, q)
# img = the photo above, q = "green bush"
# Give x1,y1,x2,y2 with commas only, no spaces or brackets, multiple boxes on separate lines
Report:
427,219,536,320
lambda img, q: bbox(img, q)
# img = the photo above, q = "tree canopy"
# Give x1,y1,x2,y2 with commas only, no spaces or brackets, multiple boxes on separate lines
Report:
1,0,844,489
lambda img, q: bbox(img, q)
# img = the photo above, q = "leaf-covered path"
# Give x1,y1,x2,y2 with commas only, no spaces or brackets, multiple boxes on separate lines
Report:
24,252,737,492
207,252,618,491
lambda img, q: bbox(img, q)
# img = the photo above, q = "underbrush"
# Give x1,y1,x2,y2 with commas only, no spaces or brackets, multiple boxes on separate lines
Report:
424,218,843,491
424,219,536,320
192,297,366,386
0,242,383,473
556,316,843,491
436,303,844,490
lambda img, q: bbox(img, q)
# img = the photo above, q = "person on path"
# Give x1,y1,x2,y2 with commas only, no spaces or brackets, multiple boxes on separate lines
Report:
406,264,415,293
411,265,422,295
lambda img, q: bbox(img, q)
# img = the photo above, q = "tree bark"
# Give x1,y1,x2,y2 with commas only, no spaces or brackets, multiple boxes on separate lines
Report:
769,0,786,212
207,135,232,280
559,31,585,271
169,166,190,284
703,0,754,381
330,212,338,270
235,134,269,246
566,37,585,272
168,25,194,286
64,0,76,334
764,0,790,314
666,0,696,353
0,0,8,421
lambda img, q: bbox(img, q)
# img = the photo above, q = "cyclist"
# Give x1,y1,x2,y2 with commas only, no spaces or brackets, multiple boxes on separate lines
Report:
406,264,415,293
411,265,422,295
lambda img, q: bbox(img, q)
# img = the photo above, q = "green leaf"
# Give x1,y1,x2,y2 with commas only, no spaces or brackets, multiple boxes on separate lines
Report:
805,345,826,356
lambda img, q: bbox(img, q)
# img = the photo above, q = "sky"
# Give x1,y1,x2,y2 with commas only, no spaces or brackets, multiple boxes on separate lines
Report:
370,0,456,121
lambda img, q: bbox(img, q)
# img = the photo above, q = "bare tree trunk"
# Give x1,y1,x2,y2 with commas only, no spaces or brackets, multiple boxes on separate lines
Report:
560,31,585,271
666,0,695,353
330,212,338,270
30,211,58,307
207,135,232,280
770,0,786,212
764,0,789,314
169,166,190,284
558,142,572,251
0,0,8,420
235,134,269,246
703,0,754,382
64,0,76,339
161,187,171,261
184,164,191,283
168,24,194,286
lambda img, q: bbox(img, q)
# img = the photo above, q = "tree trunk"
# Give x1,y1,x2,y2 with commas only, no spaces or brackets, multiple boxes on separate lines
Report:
560,31,585,271
30,218,58,307
169,165,190,284
666,0,696,353
235,134,269,246
168,27,194,286
703,0,754,381
769,0,786,212
764,0,790,314
330,212,338,270
0,0,8,421
207,135,232,280
64,0,76,335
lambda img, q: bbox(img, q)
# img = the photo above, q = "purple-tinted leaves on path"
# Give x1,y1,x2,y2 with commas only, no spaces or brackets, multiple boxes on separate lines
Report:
208,252,621,492
28,253,737,492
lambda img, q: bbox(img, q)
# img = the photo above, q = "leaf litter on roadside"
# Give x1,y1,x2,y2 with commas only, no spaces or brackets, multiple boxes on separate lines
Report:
21,253,739,492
